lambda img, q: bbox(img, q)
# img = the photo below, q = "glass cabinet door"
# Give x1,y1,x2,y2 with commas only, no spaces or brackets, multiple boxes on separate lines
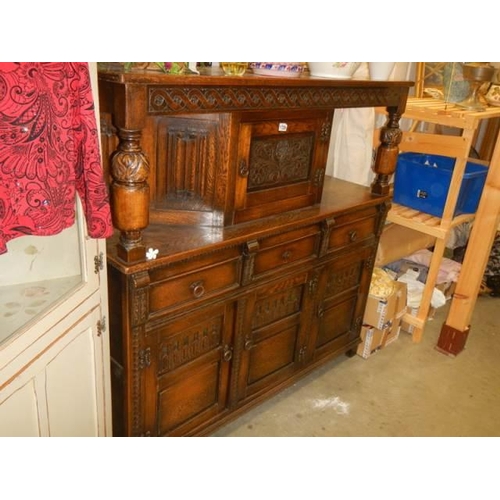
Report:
0,197,87,345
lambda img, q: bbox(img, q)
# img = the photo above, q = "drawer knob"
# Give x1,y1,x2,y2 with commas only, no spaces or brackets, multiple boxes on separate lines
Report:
282,250,293,262
190,280,205,298
349,230,358,242
244,338,253,350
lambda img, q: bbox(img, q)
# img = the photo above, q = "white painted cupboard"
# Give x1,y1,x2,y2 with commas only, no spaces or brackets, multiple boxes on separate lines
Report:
0,198,112,436
0,62,112,436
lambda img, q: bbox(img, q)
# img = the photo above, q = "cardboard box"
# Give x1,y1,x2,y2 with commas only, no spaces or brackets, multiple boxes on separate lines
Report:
384,316,401,346
357,324,390,359
363,280,407,330
363,291,397,330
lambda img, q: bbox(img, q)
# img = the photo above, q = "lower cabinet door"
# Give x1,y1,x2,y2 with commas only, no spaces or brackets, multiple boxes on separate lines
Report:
234,271,314,405
0,301,110,437
144,301,236,436
311,245,375,361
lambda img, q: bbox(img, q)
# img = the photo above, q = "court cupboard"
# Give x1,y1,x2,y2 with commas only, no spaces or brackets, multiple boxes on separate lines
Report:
97,64,411,436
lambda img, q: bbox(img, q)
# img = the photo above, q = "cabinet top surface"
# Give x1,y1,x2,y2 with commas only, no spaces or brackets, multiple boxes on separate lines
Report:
98,65,413,90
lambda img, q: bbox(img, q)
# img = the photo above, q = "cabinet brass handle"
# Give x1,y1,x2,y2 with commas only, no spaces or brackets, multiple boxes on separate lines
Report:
239,159,249,177
349,230,357,242
318,305,324,318
223,345,233,362
299,345,307,361
244,339,253,350
190,280,205,298
282,250,293,262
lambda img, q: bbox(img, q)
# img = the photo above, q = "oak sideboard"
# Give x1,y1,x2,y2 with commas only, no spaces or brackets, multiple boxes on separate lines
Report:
98,66,411,436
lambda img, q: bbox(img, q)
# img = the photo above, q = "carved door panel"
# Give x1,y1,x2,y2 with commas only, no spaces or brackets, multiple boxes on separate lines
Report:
149,113,231,227
233,110,333,224
309,245,375,361
142,300,236,437
233,270,315,405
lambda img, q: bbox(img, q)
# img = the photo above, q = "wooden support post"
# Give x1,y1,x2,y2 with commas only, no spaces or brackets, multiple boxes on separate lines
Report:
371,107,403,196
437,130,500,355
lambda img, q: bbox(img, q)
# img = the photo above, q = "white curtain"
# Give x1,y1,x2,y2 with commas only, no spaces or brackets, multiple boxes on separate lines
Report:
325,62,415,187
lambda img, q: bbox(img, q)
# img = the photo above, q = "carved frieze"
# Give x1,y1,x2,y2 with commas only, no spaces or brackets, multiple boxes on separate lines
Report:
158,317,223,374
326,262,362,297
252,285,303,329
148,86,404,114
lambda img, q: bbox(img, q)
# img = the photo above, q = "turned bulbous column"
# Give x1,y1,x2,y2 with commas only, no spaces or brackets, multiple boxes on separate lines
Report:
371,109,403,195
110,128,150,263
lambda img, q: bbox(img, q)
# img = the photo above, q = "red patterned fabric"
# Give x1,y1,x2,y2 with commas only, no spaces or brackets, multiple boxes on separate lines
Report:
0,62,113,254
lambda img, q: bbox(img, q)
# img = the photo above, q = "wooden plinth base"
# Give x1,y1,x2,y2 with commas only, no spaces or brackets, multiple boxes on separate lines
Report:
117,243,146,263
435,322,470,357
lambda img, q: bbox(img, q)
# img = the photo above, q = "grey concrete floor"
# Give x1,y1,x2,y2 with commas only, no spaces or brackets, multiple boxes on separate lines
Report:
212,295,500,437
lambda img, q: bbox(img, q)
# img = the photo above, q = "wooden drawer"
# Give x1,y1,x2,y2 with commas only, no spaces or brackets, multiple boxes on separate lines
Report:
326,206,379,253
250,225,321,279
148,247,242,315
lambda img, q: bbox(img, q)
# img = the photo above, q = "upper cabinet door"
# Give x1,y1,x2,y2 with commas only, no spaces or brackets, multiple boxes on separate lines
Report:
233,110,333,224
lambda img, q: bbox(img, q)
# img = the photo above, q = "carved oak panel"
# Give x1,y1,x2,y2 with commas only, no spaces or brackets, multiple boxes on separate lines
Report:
248,136,313,190
158,315,223,374
154,115,223,212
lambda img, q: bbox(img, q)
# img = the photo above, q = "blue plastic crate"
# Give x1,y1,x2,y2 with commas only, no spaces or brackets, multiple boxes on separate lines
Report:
393,152,488,217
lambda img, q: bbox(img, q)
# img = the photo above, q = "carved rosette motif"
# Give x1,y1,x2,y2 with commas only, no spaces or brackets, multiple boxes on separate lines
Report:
149,87,404,114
